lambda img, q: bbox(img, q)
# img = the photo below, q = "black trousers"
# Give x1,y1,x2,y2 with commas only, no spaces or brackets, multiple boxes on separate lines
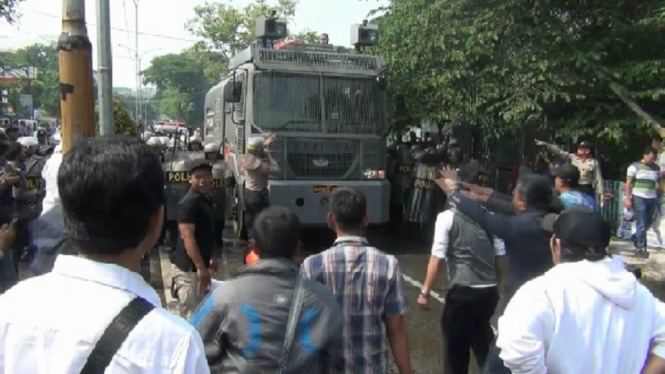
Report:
441,285,500,374
578,184,595,198
243,188,270,240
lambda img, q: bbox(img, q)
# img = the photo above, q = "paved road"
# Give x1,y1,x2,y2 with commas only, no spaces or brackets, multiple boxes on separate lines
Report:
148,226,665,374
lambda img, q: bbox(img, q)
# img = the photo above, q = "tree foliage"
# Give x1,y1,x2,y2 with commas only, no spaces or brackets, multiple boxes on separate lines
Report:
112,99,137,136
0,43,60,116
94,99,137,136
142,53,209,126
371,0,665,173
0,0,25,24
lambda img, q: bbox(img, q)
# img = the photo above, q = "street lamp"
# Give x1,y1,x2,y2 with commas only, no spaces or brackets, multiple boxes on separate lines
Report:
117,45,160,122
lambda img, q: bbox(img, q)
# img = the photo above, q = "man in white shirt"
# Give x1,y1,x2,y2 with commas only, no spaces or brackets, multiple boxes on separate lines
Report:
0,136,209,373
496,207,665,374
417,205,506,374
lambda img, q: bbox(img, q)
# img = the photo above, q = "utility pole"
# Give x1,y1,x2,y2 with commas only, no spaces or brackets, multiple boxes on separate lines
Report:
133,0,140,125
97,0,114,135
59,0,95,154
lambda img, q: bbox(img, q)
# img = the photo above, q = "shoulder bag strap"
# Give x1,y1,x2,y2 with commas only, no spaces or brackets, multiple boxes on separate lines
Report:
80,296,155,374
276,276,306,374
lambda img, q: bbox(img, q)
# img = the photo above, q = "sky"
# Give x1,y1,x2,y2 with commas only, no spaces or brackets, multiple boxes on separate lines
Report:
0,0,388,89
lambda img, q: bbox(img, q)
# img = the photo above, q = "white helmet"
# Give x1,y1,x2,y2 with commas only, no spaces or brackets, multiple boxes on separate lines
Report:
51,132,61,144
246,137,265,155
146,137,161,147
142,131,154,141
18,136,39,148
204,142,219,153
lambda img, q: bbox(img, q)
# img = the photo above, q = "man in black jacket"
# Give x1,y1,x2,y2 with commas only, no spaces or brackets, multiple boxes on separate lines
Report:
436,168,560,374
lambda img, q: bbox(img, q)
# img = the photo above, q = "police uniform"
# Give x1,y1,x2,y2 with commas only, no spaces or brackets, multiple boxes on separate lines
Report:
204,142,226,248
545,141,603,199
240,136,279,240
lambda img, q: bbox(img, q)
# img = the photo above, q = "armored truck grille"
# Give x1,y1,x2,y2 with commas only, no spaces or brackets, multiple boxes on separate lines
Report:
257,49,379,71
286,152,355,178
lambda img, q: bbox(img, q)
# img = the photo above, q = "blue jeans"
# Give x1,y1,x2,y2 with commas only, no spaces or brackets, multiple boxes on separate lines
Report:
0,251,18,294
633,196,657,249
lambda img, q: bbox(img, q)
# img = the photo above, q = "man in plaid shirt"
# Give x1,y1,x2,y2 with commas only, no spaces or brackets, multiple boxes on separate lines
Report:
301,188,414,374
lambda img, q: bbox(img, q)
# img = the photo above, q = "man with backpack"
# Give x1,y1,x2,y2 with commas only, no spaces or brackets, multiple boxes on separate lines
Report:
193,207,343,372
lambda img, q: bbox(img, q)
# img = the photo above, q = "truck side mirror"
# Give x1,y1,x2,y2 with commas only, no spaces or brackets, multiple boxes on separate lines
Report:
224,81,243,103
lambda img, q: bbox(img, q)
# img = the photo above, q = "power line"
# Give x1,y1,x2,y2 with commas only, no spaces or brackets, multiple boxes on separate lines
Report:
22,9,200,43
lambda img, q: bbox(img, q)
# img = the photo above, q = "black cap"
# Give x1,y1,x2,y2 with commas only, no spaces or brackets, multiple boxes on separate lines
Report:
552,162,579,185
578,140,593,149
541,207,611,254
187,158,213,173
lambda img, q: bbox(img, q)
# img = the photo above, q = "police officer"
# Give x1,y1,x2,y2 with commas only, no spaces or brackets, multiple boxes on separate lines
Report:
146,137,164,162
239,135,279,240
3,142,42,270
535,139,604,205
204,142,227,248
188,136,203,152
169,158,217,319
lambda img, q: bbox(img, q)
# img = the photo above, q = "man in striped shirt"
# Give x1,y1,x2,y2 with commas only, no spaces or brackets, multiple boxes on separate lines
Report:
624,147,661,258
300,188,414,374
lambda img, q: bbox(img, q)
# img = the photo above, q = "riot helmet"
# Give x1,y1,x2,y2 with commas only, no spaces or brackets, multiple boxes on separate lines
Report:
188,136,203,151
204,142,220,161
247,137,265,156
146,137,162,153
18,136,39,156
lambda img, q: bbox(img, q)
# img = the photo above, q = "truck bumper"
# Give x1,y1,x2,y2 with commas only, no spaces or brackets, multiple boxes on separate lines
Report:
268,180,391,226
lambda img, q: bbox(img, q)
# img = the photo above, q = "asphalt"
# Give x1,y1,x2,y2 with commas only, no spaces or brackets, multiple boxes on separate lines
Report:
144,226,665,374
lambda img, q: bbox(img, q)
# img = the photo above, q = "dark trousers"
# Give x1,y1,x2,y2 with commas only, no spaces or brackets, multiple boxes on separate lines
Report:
441,285,499,374
243,188,270,239
578,184,595,199
633,196,657,249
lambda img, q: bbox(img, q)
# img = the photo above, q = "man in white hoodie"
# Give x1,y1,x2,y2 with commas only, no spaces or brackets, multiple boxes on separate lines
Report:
496,207,665,374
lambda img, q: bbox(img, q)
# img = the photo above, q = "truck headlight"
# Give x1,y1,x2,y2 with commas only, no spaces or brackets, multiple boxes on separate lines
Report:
363,169,385,179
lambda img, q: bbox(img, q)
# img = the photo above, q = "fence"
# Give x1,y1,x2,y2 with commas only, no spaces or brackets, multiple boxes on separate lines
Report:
602,180,625,234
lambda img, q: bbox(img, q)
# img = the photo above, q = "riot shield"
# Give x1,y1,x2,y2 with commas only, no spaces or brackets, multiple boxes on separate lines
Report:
406,162,446,224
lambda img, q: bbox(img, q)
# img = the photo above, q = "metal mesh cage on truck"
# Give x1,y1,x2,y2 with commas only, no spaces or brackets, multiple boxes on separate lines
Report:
253,72,383,135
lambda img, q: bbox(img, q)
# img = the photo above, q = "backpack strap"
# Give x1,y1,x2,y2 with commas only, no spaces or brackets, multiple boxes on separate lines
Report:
80,296,154,374
276,276,306,374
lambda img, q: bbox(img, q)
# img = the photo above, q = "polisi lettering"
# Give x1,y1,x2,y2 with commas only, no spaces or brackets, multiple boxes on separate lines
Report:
25,177,45,190
166,171,226,188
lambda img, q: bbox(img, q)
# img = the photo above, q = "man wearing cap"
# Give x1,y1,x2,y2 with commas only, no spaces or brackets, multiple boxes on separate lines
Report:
553,162,598,210
535,139,604,206
169,158,217,319
496,207,665,374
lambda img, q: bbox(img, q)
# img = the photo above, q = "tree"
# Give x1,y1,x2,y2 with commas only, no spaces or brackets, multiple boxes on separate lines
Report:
96,99,137,136
291,30,319,43
0,0,25,24
142,53,210,126
187,0,298,60
113,100,137,136
372,0,665,173
1,43,60,116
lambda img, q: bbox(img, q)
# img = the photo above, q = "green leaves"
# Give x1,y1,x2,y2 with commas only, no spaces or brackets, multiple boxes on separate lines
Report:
0,43,60,117
0,0,25,24
373,0,665,147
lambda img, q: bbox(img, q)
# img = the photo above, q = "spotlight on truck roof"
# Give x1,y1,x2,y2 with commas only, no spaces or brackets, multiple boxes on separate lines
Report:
351,20,379,47
255,14,288,40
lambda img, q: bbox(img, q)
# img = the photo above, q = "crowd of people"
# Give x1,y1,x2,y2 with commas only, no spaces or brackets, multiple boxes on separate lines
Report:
0,130,662,373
